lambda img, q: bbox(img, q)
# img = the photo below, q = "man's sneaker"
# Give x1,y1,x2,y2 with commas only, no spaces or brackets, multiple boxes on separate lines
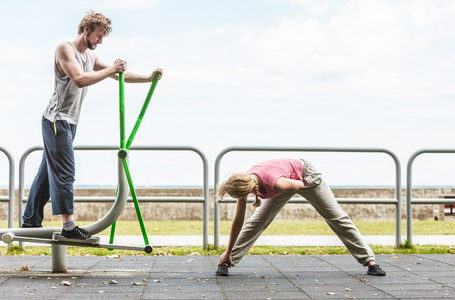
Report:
61,226,91,240
367,264,386,276
216,264,229,276
21,223,42,228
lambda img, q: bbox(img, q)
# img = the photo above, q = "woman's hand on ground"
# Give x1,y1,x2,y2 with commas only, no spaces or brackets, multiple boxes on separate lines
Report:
218,251,232,267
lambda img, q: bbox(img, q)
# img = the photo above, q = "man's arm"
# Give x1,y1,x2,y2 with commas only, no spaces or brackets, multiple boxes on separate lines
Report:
56,43,126,88
93,54,163,83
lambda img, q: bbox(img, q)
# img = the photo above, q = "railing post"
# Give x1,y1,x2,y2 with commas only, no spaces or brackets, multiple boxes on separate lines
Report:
406,149,455,245
0,147,14,229
406,152,417,245
200,150,210,250
390,151,402,248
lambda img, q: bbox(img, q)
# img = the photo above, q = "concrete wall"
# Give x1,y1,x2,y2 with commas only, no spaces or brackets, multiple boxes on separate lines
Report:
1,188,454,223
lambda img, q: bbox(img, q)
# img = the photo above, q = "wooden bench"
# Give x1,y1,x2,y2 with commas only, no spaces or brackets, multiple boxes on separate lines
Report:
437,194,455,220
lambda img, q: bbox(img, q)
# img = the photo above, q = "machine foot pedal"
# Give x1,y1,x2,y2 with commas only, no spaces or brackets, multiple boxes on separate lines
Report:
53,233,100,245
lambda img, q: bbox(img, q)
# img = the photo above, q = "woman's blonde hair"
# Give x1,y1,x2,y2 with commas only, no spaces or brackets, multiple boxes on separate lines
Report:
217,173,261,207
78,11,112,35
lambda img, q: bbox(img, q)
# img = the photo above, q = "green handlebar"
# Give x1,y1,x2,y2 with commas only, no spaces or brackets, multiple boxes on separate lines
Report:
119,72,125,149
125,72,161,150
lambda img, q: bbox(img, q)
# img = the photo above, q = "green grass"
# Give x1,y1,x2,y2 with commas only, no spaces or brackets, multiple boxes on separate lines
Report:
2,244,454,257
2,220,453,235
1,220,454,256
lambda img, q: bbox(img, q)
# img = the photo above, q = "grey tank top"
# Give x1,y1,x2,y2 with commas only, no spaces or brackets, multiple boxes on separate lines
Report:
43,42,94,125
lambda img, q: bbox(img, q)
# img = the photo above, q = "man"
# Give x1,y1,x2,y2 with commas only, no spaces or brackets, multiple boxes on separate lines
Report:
21,11,163,240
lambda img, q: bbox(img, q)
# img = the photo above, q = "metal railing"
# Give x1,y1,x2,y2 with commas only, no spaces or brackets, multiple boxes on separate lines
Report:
18,145,210,249
406,149,455,244
214,147,402,248
0,146,14,228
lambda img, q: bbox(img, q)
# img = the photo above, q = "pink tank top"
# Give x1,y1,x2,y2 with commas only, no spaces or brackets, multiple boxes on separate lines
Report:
247,158,303,199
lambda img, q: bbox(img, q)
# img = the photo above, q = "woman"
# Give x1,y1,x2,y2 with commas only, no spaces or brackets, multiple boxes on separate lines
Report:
216,158,386,276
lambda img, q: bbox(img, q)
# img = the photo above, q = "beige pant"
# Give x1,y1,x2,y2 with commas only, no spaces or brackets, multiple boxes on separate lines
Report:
231,160,375,266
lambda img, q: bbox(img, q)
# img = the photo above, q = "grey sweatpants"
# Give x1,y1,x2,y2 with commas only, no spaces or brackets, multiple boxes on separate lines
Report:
231,160,375,267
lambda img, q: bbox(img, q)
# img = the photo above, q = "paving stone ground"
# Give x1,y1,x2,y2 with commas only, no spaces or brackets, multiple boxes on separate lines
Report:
0,254,454,299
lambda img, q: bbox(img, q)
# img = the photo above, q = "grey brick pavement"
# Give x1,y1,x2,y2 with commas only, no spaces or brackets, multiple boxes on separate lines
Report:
0,254,454,299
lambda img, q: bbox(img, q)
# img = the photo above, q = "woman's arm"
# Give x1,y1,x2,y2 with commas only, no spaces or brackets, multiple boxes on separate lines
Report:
274,177,304,192
219,196,248,266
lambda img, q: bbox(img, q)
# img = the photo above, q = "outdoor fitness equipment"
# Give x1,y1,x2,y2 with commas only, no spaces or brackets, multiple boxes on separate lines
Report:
109,71,160,251
0,72,160,272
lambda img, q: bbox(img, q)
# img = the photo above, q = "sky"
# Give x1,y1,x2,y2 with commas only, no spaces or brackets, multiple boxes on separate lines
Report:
1,0,455,188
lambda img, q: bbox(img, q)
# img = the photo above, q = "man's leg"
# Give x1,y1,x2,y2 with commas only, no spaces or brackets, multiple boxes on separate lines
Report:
43,119,76,218
22,152,50,227
43,119,91,240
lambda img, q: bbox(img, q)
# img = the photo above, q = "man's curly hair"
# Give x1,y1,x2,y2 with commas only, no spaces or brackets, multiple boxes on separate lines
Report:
78,10,112,35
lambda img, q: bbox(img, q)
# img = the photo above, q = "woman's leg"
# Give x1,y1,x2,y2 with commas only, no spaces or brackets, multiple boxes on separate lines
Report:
231,191,295,266
298,161,375,266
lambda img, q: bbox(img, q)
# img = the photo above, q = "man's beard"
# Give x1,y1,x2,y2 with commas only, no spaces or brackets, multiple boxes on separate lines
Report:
86,36,96,50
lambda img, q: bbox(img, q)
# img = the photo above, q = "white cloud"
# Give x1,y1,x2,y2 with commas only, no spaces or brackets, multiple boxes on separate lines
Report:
98,0,157,11
100,35,158,52
0,44,46,63
187,25,249,39
227,0,455,98
106,0,455,103
268,0,319,5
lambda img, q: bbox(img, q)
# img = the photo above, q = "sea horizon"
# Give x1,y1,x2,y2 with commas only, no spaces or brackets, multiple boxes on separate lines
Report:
3,185,455,189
